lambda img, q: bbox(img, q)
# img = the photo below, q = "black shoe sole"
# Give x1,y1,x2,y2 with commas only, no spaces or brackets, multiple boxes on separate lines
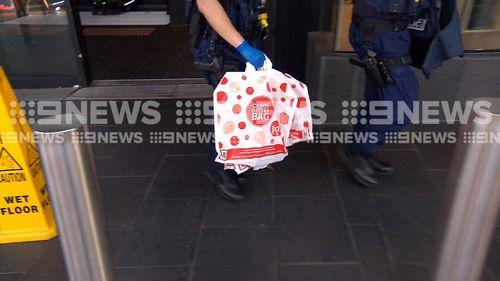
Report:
350,169,378,188
203,169,245,202
368,161,395,176
339,148,379,188
373,169,395,176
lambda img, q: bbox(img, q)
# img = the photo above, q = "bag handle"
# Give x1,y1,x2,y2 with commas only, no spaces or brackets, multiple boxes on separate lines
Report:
245,56,273,72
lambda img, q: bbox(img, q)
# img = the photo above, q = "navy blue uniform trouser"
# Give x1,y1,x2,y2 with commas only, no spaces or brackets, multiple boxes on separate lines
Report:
196,44,245,172
349,22,419,157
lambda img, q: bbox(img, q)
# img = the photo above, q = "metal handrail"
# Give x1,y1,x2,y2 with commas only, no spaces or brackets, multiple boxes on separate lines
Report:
434,98,500,281
34,114,115,281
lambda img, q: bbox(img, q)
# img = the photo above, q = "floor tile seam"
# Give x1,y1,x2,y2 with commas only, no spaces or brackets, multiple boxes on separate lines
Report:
357,224,398,281
114,264,189,270
272,194,339,199
114,155,171,256
0,271,24,275
428,175,448,194
94,155,114,160
187,183,211,281
200,225,275,230
202,215,272,221
7,250,44,280
414,144,449,177
143,197,209,201
109,199,151,258
347,223,383,227
96,172,158,177
269,170,279,281
163,153,209,157
124,226,206,232
199,223,380,230
324,151,369,281
376,224,400,280
482,267,497,281
106,226,132,232
426,168,450,191
97,175,153,179
426,168,449,172
277,261,361,266
392,261,432,266
114,262,193,268
143,156,169,201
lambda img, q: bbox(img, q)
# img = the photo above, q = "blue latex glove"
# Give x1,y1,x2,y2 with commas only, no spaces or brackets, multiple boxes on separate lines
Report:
236,40,266,69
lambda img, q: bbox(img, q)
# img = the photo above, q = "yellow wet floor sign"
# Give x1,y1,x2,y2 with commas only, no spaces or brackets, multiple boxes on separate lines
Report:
0,67,57,244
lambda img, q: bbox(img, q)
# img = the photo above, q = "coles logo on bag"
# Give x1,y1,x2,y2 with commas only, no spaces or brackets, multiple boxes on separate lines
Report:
246,96,275,126
270,120,281,137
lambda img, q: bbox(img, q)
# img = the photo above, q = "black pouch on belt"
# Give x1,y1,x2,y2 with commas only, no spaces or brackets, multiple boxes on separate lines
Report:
350,54,412,87
350,55,392,87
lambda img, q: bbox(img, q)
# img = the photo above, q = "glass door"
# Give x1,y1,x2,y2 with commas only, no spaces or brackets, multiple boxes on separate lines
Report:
0,0,86,88
76,0,202,81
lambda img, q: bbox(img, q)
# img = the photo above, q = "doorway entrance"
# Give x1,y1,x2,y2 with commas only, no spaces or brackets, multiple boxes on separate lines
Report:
77,0,202,82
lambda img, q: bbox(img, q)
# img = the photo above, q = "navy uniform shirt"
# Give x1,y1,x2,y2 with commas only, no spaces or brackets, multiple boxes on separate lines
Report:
353,0,423,18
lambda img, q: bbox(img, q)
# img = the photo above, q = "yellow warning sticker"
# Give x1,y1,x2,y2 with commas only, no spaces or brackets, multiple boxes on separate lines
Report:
0,147,27,184
0,67,57,244
0,147,23,172
26,143,42,178
27,143,39,167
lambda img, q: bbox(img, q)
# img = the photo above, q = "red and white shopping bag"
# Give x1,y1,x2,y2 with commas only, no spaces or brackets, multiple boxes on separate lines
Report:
213,61,313,173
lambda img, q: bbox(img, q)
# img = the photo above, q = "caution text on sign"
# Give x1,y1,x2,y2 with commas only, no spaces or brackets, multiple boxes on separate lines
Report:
0,67,57,244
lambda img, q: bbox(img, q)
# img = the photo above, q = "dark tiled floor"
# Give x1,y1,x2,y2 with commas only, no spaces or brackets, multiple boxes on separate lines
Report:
0,100,498,281
0,274,23,281
115,267,189,281
277,264,364,281
85,25,202,80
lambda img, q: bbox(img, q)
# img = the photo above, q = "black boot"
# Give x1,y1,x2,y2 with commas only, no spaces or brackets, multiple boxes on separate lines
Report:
205,165,246,202
366,157,395,176
340,145,379,188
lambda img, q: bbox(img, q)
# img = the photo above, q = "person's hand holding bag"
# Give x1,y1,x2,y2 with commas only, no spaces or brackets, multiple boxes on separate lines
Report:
236,40,267,69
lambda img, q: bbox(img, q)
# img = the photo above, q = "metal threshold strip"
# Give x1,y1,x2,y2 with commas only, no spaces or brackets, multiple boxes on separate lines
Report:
91,78,206,87
79,11,171,26
71,78,213,100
